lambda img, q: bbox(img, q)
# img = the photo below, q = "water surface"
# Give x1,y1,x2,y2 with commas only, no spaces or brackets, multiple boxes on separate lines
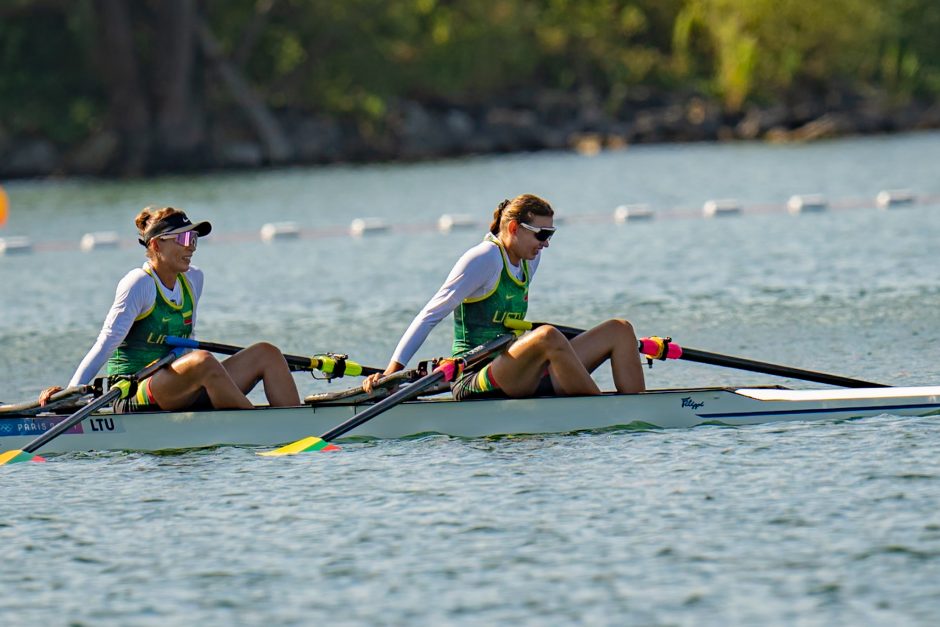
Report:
2,133,940,624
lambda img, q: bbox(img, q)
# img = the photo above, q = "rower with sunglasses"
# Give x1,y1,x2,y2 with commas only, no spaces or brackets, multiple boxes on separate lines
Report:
39,206,300,413
364,194,646,400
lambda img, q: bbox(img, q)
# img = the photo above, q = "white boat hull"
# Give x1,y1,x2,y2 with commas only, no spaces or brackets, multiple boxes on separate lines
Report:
3,386,940,455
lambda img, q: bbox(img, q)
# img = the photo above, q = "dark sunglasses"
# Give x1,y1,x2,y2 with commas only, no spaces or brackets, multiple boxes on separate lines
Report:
160,231,198,247
518,221,556,242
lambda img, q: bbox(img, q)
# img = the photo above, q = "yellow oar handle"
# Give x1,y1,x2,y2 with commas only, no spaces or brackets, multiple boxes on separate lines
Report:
310,356,366,377
503,318,533,332
503,319,584,338
113,379,133,399
163,337,382,377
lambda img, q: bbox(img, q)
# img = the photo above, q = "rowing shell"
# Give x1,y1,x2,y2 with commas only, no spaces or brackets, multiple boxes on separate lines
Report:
2,386,939,455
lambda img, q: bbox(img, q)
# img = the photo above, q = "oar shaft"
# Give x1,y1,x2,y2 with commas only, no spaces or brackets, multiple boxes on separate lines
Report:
505,319,885,388
24,388,121,454
319,333,516,442
319,371,443,442
165,337,383,376
676,347,886,388
21,351,178,455
0,385,92,415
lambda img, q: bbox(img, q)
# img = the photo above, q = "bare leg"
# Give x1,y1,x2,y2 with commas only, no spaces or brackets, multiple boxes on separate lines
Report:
567,319,645,393
219,342,300,406
490,325,601,397
148,350,254,410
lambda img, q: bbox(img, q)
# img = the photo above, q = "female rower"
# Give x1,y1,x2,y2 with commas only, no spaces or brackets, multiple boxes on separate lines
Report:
364,194,645,399
39,206,300,412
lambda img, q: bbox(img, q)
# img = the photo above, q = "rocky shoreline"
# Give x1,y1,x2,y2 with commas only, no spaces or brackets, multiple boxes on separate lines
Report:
3,90,939,179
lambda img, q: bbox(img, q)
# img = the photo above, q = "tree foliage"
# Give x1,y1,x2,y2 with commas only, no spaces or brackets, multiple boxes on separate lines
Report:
1,0,938,144
0,2,102,141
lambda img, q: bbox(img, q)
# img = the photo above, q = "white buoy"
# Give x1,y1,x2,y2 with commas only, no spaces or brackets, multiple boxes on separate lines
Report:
0,236,33,255
703,199,741,218
260,222,300,242
80,231,121,251
349,218,390,237
876,189,915,209
438,214,477,233
614,204,654,223
787,194,828,215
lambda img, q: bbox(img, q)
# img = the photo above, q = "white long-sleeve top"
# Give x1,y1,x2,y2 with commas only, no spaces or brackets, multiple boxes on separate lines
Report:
68,263,204,387
390,236,540,367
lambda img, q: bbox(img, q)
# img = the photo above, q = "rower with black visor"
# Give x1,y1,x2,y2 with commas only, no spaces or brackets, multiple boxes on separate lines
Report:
39,206,301,413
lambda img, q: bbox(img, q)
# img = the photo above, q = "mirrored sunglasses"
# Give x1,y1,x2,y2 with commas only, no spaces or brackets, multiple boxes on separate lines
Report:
160,231,198,247
518,222,556,242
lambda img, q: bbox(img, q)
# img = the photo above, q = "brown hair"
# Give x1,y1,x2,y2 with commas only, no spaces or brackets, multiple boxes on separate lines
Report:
136,206,185,257
489,194,554,235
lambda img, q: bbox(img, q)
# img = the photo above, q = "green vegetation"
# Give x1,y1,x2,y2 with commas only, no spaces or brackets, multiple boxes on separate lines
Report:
0,3,102,142
1,0,938,145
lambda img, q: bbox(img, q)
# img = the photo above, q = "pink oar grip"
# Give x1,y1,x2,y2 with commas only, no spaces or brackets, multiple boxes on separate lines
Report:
435,359,462,382
639,338,683,360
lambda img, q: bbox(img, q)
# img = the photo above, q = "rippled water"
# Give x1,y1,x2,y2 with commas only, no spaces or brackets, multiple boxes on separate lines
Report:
2,133,940,624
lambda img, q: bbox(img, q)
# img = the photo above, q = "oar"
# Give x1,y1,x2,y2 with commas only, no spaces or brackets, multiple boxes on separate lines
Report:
259,333,517,456
0,351,179,466
504,319,886,388
0,385,94,416
165,336,382,377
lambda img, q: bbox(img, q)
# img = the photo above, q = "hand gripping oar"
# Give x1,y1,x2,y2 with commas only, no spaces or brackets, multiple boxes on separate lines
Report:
0,385,94,416
0,351,179,466
503,319,886,389
259,333,517,456
164,336,382,377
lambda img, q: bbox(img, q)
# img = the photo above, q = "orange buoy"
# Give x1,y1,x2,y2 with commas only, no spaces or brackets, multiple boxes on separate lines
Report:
0,185,8,228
